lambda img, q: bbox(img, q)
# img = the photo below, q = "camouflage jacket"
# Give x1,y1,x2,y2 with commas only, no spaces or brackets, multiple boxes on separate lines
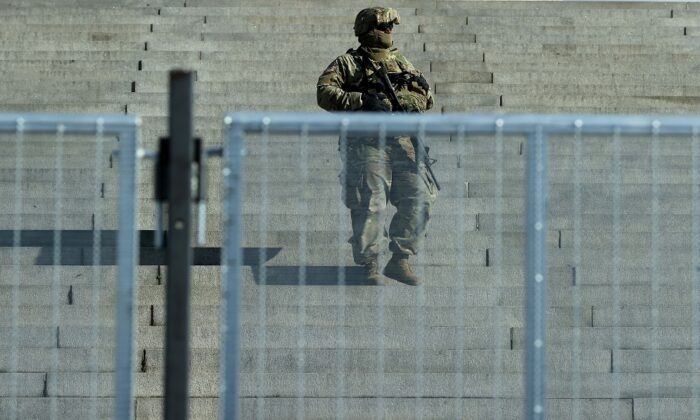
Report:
317,47,434,113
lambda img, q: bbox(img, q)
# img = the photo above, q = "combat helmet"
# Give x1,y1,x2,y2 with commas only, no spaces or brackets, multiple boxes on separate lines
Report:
353,7,400,36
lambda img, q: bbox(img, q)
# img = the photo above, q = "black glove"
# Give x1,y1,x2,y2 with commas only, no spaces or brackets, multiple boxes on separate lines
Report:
360,92,391,112
414,74,430,93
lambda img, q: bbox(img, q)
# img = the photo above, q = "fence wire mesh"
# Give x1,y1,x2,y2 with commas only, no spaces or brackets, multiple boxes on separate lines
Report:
221,112,700,420
0,114,140,420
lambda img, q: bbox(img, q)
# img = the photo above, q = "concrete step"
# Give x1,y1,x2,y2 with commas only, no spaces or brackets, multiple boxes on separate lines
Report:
0,301,587,329
501,22,688,33
197,32,476,43
0,15,203,25
136,396,632,420
19,371,700,398
155,6,418,17
0,395,631,419
512,327,698,350
0,345,610,374
6,261,694,289
0,397,114,420
422,6,673,18
492,71,700,86
633,398,700,420
141,38,433,52
673,6,700,15
502,95,700,110
0,23,151,33
0,325,510,350
5,132,698,161
0,50,198,62
0,226,694,261
615,350,700,373
240,282,700,308
0,304,151,327
0,32,176,43
435,42,700,55
0,264,577,289
170,348,610,374
593,306,700,328
0,41,145,51
0,211,694,235
436,81,700,97
446,104,696,114
0,230,690,267
435,60,700,74
431,24,684,37
4,279,697,311
141,58,430,72
483,52,700,64
0,103,126,115
41,193,699,217
478,213,695,233
0,265,161,286
142,54,469,71
0,27,465,41
0,21,421,36
173,22,424,34
128,70,489,86
215,228,700,255
15,192,700,217
0,60,139,72
0,7,158,16
0,48,423,62
0,347,117,372
468,182,699,199
0,245,491,267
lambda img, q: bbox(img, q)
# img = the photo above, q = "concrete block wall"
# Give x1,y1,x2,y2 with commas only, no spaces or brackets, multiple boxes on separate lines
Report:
1,1,699,418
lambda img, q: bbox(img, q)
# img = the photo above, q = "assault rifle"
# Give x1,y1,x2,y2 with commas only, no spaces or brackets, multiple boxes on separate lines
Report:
373,62,441,191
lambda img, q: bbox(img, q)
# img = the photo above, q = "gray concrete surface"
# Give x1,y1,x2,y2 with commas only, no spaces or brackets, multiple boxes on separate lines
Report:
2,1,700,418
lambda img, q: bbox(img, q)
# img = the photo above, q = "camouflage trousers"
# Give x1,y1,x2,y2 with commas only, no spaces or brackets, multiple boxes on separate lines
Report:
340,137,438,265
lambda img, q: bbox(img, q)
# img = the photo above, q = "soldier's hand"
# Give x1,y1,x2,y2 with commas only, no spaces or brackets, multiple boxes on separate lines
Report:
360,93,391,112
397,91,428,113
414,74,430,93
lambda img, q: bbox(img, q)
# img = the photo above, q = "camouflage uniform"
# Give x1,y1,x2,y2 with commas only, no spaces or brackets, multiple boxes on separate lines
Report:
316,7,438,267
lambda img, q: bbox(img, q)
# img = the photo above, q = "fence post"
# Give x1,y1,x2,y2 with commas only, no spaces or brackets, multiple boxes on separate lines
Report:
525,126,549,420
114,123,140,420
164,70,195,420
220,117,244,420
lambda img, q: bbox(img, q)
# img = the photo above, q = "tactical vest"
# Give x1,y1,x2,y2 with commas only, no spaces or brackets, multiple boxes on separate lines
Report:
344,48,421,97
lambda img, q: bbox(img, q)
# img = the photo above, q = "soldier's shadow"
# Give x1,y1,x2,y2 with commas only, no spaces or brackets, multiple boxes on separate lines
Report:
250,265,375,286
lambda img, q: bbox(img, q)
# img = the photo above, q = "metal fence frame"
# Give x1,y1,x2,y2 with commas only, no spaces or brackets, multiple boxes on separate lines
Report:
220,112,700,420
0,113,141,420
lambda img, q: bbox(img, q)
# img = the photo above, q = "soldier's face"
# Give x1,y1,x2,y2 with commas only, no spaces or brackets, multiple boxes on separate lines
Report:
376,22,394,34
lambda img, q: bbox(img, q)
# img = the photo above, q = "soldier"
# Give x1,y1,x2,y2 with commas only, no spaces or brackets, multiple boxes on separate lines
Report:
316,7,437,285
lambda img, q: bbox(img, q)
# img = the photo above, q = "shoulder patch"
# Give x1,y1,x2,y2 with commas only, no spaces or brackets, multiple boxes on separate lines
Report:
323,60,339,73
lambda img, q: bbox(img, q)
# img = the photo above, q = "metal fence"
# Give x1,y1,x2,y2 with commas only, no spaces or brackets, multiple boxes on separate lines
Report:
221,112,700,420
0,113,140,420
4,110,700,419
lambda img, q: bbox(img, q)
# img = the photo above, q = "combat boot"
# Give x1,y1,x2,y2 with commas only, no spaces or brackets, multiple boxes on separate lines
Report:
383,254,420,286
362,256,384,285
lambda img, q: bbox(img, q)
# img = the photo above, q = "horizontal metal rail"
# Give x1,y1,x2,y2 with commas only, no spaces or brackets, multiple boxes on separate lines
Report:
0,113,140,133
225,112,700,136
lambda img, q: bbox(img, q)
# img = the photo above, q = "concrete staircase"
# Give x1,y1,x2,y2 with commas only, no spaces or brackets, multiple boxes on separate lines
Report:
2,1,700,419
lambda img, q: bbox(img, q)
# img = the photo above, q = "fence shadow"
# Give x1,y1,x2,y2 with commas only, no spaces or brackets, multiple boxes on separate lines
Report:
0,230,281,266
1,230,371,285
